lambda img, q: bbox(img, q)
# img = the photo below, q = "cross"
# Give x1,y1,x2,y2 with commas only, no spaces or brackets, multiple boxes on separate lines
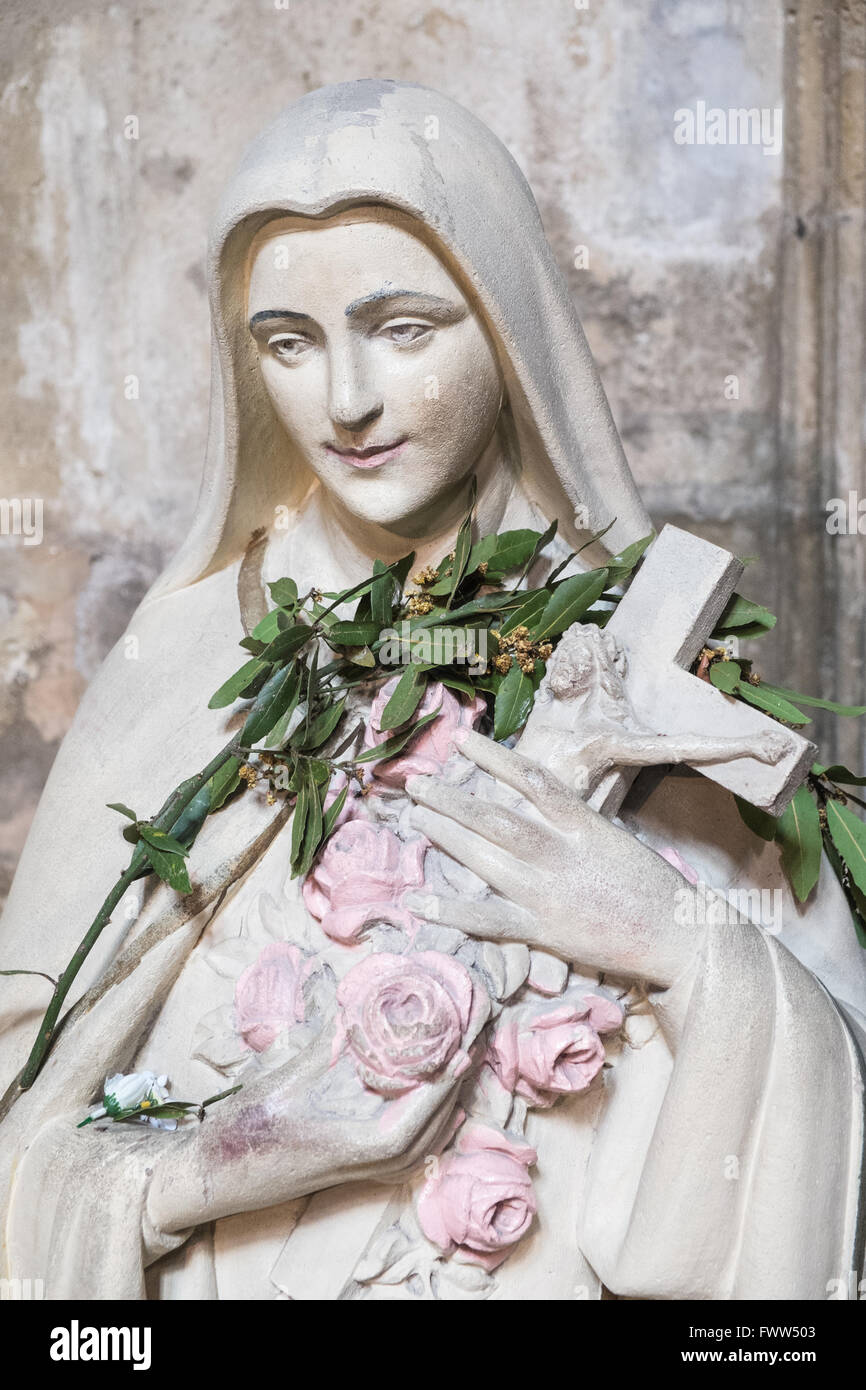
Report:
574,524,816,819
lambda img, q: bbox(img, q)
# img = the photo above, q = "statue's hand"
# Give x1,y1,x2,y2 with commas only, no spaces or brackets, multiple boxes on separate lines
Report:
147,1020,476,1234
404,729,704,990
262,1024,476,1189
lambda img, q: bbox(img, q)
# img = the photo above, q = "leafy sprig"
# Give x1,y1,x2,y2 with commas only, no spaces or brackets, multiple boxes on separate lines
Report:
696,631,866,930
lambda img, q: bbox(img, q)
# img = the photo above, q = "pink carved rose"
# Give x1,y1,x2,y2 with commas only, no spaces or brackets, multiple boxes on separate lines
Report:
234,942,306,1053
363,678,486,787
336,950,487,1096
302,819,427,944
487,995,623,1107
417,1123,538,1270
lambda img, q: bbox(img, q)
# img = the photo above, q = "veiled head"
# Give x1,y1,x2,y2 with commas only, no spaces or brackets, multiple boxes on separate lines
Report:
150,80,650,596
246,208,504,530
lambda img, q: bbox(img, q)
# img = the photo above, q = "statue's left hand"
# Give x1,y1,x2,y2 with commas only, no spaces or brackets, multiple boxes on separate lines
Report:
404,729,706,990
146,1016,477,1236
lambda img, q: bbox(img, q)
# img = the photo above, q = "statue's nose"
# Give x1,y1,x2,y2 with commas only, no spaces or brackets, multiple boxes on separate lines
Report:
328,344,384,433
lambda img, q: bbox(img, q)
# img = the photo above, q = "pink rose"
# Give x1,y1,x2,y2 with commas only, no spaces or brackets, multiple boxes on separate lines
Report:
336,950,487,1096
302,819,427,944
234,942,306,1053
363,678,486,786
417,1123,537,1270
487,996,622,1107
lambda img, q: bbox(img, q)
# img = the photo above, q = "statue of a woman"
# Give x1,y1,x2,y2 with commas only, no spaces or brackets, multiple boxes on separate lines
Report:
1,80,864,1301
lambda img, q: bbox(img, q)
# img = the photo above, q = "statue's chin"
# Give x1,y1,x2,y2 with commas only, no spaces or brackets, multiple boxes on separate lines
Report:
317,475,470,537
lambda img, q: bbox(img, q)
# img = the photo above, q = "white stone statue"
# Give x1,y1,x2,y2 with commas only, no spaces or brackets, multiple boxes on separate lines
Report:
1,80,864,1302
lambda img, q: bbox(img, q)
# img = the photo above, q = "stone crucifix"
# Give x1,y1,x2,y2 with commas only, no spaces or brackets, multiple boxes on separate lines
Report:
518,524,817,820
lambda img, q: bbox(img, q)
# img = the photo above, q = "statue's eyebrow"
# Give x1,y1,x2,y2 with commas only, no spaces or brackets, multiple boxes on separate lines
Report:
248,291,467,336
249,309,312,332
343,288,467,322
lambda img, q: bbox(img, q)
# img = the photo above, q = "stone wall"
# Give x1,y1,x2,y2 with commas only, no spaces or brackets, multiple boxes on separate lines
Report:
0,0,863,904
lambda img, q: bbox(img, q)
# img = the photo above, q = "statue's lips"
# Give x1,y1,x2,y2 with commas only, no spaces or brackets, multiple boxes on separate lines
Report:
325,440,407,469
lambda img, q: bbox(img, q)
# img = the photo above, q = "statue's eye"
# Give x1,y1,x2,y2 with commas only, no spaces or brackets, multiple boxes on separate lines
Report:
378,320,432,347
267,333,313,362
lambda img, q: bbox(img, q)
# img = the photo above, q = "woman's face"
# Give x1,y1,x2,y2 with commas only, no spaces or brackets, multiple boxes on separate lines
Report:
246,213,504,531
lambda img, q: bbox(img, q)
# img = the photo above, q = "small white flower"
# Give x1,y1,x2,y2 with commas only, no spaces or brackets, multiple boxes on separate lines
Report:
88,1071,175,1129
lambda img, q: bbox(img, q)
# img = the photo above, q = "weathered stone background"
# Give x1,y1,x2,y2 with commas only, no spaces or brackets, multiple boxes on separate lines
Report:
0,0,863,905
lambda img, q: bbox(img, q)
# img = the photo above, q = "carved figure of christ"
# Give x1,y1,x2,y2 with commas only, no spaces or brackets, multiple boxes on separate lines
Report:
519,524,817,820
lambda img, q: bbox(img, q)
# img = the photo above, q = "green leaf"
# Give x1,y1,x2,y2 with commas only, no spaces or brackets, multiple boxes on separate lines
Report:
321,784,349,839
239,636,267,655
326,620,381,648
268,577,298,607
200,1084,243,1109
106,802,138,822
294,646,320,748
352,704,442,765
714,594,777,633
415,591,521,628
249,609,283,644
604,533,654,587
734,795,778,842
445,485,476,609
466,533,499,574
819,764,866,787
290,773,310,870
499,589,550,637
534,569,609,641
514,519,559,585
207,757,242,811
379,666,428,732
756,684,866,717
168,785,212,848
709,659,742,693
296,765,325,878
493,660,539,741
208,658,271,710
265,684,302,748
776,786,823,902
347,645,377,668
484,528,541,578
439,674,476,697
370,559,393,628
298,695,348,751
138,825,190,858
735,683,811,726
144,841,193,894
310,602,339,631
239,667,273,700
822,830,866,949
826,800,866,899
259,624,312,663
366,550,416,606
242,665,301,745
719,621,776,641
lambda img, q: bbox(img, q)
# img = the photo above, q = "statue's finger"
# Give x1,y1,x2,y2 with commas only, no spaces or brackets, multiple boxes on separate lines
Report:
405,773,549,859
403,888,537,944
407,804,541,907
455,729,583,827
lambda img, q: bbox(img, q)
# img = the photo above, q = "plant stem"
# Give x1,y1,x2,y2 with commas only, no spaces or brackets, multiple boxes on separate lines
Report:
17,738,239,1091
